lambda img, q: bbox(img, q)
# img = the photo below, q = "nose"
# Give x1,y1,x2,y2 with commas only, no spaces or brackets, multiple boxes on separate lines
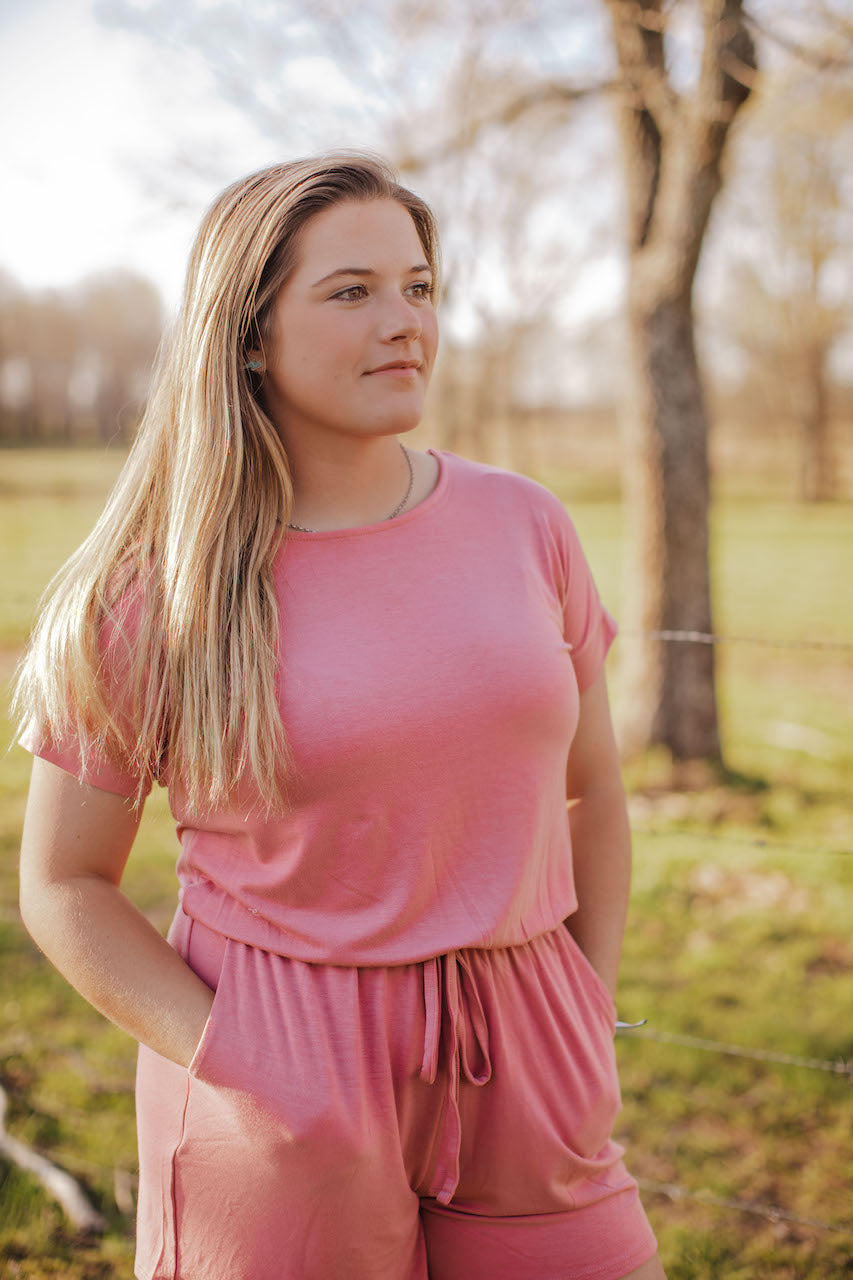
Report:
377,290,422,343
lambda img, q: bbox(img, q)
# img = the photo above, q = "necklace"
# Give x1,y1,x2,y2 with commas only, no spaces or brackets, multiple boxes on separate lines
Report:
287,442,414,532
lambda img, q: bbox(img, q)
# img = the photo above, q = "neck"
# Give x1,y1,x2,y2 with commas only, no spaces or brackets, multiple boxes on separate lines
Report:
285,438,413,532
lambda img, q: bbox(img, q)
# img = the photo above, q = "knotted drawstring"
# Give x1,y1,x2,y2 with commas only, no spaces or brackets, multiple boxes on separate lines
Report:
419,949,492,1204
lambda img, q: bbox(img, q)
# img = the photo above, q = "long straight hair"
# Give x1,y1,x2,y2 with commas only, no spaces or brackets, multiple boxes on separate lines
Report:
9,151,442,816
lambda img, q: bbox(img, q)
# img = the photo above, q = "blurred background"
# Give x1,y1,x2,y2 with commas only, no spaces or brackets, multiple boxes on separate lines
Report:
2,0,851,488
1,1,851,1277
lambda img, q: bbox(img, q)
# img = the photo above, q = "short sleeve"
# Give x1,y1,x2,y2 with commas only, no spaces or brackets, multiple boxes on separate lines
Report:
17,580,154,801
541,491,619,694
17,714,151,799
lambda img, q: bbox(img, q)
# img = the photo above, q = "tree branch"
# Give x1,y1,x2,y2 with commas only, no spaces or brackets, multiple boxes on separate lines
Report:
699,1,756,115
395,77,619,172
0,1082,107,1234
743,6,853,72
691,0,756,147
603,0,681,137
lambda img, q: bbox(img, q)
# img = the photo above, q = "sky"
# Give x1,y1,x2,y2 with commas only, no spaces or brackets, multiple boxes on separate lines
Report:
0,0,633,410
0,0,620,321
1,0,848,394
0,0,278,308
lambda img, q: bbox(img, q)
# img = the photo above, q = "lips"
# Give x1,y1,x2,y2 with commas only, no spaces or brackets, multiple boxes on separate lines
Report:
366,360,421,373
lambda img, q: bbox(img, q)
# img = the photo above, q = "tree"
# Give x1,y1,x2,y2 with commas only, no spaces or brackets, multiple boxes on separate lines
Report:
597,0,756,769
0,271,163,445
706,69,853,502
73,271,164,445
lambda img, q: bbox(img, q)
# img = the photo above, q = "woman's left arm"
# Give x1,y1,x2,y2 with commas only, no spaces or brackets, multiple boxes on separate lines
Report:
562,667,631,1001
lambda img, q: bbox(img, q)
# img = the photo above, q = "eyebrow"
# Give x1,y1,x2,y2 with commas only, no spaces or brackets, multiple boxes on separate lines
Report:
312,264,432,287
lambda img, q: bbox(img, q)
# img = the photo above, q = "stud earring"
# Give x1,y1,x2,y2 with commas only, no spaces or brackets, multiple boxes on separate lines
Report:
246,359,263,372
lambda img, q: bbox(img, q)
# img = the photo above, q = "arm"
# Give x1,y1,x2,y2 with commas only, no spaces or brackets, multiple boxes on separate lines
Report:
562,667,631,1000
18,757,214,1069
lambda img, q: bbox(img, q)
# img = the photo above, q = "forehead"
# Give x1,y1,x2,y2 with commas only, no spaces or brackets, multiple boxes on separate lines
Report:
292,198,427,271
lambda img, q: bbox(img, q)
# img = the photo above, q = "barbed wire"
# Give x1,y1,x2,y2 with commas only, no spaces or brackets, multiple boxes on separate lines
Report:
5,620,851,1252
631,825,853,859
15,1092,852,1241
634,1177,850,1235
618,628,853,653
5,1032,851,1245
43,1153,853,1236
5,498,851,1253
617,1025,853,1078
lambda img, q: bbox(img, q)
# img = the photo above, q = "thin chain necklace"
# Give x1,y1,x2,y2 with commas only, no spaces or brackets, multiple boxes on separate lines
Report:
287,442,414,532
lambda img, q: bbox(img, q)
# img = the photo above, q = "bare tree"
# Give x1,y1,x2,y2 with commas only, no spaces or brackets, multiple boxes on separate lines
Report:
0,272,162,445
708,69,853,502
0,288,78,444
73,271,163,445
595,0,756,770
0,273,32,443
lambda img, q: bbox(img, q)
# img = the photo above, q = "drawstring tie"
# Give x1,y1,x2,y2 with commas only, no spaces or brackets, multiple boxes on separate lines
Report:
419,949,492,1205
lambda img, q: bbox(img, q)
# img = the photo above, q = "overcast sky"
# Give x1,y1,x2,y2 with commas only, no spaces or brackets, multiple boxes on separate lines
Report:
0,0,285,307
1,0,848,394
0,0,625,316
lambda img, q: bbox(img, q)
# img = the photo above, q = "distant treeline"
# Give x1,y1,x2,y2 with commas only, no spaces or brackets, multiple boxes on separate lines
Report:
0,268,163,446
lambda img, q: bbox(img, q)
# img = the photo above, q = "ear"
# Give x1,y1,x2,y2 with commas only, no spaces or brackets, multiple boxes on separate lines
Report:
244,325,265,373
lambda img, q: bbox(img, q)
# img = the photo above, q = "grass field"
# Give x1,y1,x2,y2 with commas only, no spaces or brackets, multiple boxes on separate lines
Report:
1,447,852,1278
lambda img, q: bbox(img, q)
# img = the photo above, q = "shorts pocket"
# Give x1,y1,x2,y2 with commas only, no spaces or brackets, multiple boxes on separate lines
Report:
187,935,235,1084
561,926,618,1029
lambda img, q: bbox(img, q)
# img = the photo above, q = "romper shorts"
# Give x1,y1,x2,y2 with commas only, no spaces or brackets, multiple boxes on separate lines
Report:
134,908,658,1279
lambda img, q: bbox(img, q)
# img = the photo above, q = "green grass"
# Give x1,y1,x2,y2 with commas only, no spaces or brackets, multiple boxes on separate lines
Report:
2,447,852,1278
0,449,128,648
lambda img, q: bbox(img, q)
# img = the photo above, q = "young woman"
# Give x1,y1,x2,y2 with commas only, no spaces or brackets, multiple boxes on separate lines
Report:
13,152,666,1280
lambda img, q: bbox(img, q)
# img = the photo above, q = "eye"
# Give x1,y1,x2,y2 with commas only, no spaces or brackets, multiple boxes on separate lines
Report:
331,279,434,302
333,284,368,302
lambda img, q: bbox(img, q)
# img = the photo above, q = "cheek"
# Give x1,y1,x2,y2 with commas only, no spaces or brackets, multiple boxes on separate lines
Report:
422,313,439,369
276,323,356,386
304,316,366,373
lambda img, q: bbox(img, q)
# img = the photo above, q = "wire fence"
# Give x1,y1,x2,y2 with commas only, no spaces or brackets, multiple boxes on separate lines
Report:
3,625,851,1245
632,826,853,859
34,1157,853,1238
621,628,853,654
623,626,851,862
634,1178,851,1235
616,1023,852,1078
613,625,853,1234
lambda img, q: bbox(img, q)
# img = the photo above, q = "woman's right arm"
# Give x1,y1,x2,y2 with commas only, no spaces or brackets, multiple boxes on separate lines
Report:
18,756,214,1069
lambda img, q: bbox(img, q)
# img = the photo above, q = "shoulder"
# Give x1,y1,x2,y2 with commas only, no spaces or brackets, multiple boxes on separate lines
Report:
440,449,569,522
99,558,157,670
440,451,579,563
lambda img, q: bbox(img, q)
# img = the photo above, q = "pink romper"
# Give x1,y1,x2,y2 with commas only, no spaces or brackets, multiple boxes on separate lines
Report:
20,448,658,1279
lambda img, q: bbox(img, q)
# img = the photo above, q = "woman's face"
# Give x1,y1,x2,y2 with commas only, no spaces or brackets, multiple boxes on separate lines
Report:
258,198,438,447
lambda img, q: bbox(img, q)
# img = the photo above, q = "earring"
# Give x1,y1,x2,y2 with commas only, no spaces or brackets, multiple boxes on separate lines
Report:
246,359,263,372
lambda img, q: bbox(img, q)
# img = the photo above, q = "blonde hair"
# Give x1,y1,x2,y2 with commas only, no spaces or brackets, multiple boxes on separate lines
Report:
9,151,442,816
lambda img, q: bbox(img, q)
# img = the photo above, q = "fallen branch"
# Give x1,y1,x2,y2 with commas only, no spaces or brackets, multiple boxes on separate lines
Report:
0,1081,107,1234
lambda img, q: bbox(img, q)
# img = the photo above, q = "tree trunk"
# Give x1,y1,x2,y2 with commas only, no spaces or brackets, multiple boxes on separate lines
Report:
799,341,834,502
619,290,721,760
604,0,756,772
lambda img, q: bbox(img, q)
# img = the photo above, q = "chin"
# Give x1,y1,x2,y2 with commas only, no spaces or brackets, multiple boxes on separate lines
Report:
366,410,425,435
399,400,429,428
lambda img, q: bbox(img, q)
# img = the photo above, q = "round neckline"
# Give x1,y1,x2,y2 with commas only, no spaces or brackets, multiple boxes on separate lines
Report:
282,447,449,541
